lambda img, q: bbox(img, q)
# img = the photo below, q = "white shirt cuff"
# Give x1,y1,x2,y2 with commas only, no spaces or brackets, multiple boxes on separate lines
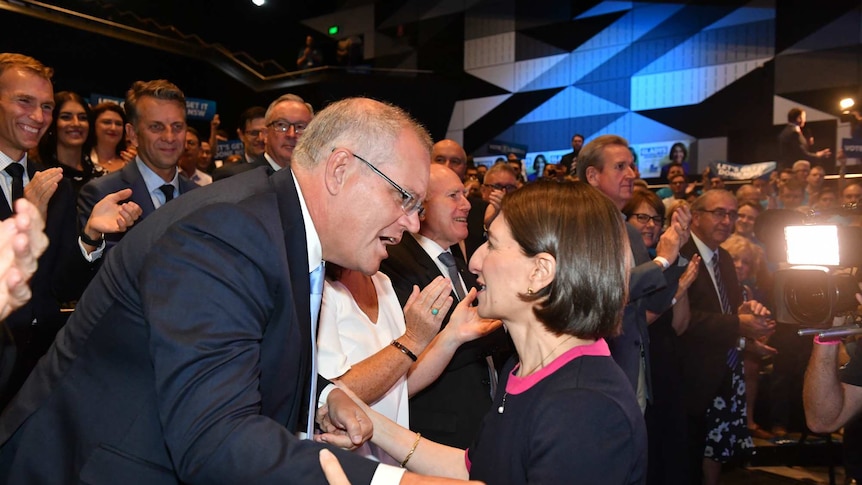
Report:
318,382,337,409
371,463,407,485
78,237,105,262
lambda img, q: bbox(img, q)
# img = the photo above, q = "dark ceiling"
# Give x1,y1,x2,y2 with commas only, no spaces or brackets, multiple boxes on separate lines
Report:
50,0,361,69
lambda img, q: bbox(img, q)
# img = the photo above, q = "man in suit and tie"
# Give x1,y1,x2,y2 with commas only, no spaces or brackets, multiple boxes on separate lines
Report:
0,97,477,485
380,164,509,448
679,189,774,483
212,95,313,181
431,140,486,263
579,134,690,412
0,53,141,406
78,79,198,252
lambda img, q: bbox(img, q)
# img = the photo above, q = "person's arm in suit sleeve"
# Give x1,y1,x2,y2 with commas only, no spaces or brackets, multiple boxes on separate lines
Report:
140,203,378,485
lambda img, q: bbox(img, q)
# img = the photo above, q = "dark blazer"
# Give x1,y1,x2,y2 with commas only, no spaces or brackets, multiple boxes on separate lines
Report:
777,123,819,169
212,157,270,181
0,160,93,408
380,234,510,448
77,161,198,250
0,167,378,484
678,237,744,416
607,223,671,401
451,196,487,263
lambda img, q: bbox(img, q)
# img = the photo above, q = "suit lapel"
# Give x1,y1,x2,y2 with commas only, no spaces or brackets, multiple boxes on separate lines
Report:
121,163,157,217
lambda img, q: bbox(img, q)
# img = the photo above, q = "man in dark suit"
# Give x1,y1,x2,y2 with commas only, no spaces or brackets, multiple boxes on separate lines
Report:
559,133,584,175
678,189,774,483
579,134,691,412
0,53,142,407
211,106,266,180
212,95,313,181
429,139,486,262
78,79,197,253
380,164,509,448
0,98,467,484
777,107,830,170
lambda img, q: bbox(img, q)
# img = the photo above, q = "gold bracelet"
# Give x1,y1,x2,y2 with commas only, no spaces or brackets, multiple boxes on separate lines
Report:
400,432,422,468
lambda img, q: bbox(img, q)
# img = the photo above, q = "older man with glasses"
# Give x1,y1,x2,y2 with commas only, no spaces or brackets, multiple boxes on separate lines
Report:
679,189,775,484
479,162,519,227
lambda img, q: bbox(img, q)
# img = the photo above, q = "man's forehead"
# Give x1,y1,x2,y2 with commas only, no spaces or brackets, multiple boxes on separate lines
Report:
485,171,515,184
0,69,53,98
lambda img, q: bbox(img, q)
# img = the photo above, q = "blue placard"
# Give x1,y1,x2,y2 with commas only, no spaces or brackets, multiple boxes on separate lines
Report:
216,140,245,160
842,138,862,159
708,161,776,180
89,93,216,121
90,93,125,107
185,97,217,121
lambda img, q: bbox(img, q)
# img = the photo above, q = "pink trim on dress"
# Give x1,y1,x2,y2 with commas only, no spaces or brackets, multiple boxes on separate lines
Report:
506,339,610,395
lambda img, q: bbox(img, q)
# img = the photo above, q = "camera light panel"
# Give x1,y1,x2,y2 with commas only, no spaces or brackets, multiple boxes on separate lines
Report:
785,225,840,266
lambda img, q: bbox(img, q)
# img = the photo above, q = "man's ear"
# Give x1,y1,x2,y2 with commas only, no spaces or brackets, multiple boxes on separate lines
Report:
125,123,138,148
585,166,599,186
324,148,351,196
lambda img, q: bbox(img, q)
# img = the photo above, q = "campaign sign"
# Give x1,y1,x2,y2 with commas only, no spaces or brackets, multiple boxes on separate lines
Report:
708,161,776,180
216,140,245,160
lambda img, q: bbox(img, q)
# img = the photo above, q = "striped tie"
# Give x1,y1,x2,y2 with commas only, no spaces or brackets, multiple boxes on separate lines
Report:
712,253,739,368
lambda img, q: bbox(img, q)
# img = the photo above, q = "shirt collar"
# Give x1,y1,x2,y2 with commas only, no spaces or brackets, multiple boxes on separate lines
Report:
135,157,178,193
291,169,322,273
691,232,717,263
412,232,448,259
264,152,283,172
0,150,28,172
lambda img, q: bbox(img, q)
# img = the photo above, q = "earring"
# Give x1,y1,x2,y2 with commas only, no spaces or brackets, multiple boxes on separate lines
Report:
527,287,534,295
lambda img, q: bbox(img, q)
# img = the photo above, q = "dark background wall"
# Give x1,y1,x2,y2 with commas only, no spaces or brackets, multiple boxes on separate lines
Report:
2,0,861,176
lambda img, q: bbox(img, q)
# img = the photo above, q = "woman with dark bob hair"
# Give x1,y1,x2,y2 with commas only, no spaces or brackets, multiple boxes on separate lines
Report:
321,181,647,484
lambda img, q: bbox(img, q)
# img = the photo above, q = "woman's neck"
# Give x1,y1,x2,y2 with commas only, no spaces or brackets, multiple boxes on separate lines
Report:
509,322,594,377
55,144,83,171
339,270,379,323
93,141,119,163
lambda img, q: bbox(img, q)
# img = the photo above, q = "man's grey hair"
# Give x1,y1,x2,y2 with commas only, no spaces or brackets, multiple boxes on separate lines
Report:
292,97,432,169
265,93,314,123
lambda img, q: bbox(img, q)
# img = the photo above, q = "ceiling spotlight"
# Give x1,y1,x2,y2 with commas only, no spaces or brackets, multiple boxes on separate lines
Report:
252,0,265,6
840,98,855,111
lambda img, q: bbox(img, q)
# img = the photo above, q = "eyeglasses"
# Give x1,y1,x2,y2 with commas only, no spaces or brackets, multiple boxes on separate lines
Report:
698,208,739,221
483,183,518,193
267,120,307,135
629,213,664,225
353,152,423,216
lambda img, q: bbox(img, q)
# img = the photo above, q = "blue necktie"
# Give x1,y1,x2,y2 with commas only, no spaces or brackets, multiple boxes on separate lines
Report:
305,262,325,437
438,251,466,301
712,253,739,369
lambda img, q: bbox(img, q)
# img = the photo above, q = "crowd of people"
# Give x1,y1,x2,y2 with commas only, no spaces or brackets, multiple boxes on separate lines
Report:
0,50,861,485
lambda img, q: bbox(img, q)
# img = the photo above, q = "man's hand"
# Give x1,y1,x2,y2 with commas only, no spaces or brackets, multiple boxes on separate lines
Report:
315,388,373,450
401,277,453,351
23,167,62,221
319,449,351,485
82,188,143,250
0,199,48,319
654,204,690,265
738,300,775,339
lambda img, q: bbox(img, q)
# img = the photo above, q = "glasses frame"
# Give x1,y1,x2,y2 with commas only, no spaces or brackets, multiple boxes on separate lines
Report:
351,151,423,216
267,120,307,134
698,208,739,222
629,213,664,225
483,183,518,193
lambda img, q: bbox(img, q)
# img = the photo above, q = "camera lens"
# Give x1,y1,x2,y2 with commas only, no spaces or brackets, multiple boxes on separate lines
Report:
784,277,831,325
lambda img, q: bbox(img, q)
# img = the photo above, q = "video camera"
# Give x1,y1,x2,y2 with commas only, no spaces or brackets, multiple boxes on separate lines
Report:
755,204,862,339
